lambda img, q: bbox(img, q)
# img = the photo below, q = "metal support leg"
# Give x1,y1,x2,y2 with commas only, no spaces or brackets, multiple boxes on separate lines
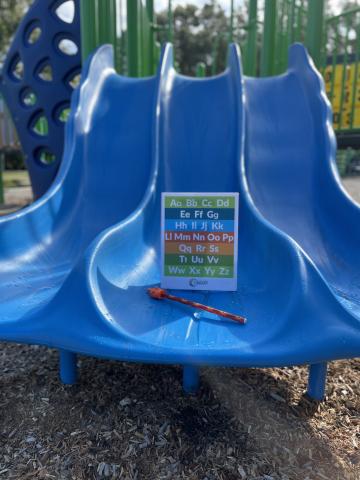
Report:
307,362,327,401
59,350,78,384
182,365,200,394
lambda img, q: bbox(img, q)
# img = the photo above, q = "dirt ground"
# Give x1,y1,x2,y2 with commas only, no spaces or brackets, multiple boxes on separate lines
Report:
343,177,360,204
0,347,358,480
0,176,359,479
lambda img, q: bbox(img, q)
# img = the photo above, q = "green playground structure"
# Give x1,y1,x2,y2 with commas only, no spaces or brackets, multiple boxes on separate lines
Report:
1,0,360,202
68,0,360,152
229,0,360,146
78,0,360,147
322,7,360,148
80,0,161,76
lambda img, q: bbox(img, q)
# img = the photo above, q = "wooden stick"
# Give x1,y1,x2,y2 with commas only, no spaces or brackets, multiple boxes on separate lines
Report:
147,287,246,324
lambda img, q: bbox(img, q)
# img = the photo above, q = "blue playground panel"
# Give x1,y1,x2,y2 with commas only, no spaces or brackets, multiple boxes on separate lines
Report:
0,43,359,401
0,0,81,198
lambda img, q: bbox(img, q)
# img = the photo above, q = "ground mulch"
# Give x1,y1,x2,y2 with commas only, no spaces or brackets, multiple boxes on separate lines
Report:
0,179,359,479
0,343,358,480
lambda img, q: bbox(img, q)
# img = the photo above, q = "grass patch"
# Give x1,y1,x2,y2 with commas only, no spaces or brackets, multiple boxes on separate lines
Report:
3,170,30,188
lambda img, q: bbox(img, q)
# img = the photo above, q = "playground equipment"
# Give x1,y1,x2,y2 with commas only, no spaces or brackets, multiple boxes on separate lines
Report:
227,0,318,76
0,0,82,198
0,0,161,198
1,0,360,200
0,41,359,400
321,6,360,148
236,1,360,146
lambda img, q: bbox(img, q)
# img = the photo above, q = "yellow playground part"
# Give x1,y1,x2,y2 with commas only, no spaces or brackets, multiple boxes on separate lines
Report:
323,63,360,130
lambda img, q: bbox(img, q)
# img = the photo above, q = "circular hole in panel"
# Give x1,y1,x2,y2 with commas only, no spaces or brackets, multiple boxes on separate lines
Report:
25,22,42,45
30,112,49,136
9,55,24,81
37,148,56,165
58,38,78,56
65,70,81,89
55,0,75,23
36,61,53,82
20,87,37,107
55,102,71,123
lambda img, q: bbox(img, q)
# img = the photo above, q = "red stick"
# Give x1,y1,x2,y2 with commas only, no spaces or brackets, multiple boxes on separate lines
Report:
147,287,246,324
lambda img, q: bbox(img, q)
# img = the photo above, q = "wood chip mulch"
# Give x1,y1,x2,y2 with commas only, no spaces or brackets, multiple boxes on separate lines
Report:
0,344,358,480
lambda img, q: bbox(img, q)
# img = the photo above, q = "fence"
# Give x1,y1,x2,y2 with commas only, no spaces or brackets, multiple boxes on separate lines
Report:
321,7,360,144
80,0,159,77
1,1,360,149
233,1,359,142
238,0,308,76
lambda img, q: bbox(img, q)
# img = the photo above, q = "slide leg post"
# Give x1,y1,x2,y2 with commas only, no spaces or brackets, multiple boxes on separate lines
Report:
183,365,200,394
59,350,78,385
307,362,327,401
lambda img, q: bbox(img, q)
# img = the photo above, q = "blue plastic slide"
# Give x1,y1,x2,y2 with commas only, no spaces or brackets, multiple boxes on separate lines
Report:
0,43,359,400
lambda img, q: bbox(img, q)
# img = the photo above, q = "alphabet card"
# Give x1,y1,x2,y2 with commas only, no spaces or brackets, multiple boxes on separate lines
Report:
161,193,239,291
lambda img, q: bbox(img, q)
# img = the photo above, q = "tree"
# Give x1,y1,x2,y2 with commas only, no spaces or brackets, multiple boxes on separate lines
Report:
324,0,360,59
0,0,32,63
156,1,244,76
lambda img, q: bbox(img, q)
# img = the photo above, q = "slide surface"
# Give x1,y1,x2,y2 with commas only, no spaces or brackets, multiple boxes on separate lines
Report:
0,43,359,367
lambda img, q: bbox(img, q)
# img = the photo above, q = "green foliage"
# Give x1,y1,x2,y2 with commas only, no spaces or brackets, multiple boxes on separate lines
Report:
2,147,25,170
338,0,360,11
0,0,32,62
156,1,244,76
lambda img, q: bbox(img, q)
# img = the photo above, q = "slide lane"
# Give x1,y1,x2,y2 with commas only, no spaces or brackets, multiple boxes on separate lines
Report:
0,44,358,366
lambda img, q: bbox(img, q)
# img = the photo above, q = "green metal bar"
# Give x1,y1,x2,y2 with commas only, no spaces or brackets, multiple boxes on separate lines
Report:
115,0,123,73
122,32,127,74
155,40,161,72
260,0,277,76
111,0,118,70
211,35,220,76
229,0,234,43
350,22,360,129
329,20,340,106
289,0,296,43
295,1,304,42
168,0,173,43
338,18,351,130
320,14,328,75
98,0,117,47
285,0,292,66
274,0,280,73
139,4,145,75
118,0,127,74
244,0,257,76
127,0,140,76
277,0,288,74
305,0,324,67
146,0,155,74
81,0,118,67
282,0,291,72
97,0,107,45
196,62,206,77
80,0,98,60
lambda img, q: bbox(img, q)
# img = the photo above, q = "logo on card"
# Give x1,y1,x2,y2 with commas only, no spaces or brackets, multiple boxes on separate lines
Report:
189,278,208,287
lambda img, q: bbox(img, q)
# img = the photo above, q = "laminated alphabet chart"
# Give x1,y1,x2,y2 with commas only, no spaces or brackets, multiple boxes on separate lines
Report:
161,193,239,291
